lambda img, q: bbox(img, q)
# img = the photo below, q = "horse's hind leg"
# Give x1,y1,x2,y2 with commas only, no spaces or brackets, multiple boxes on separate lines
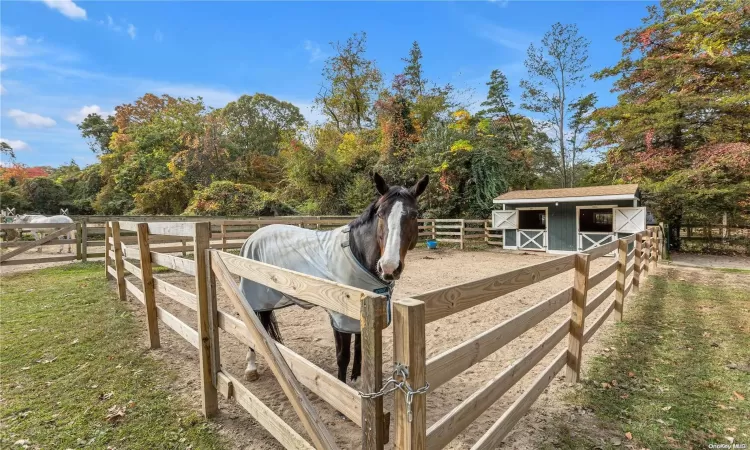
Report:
245,348,259,381
333,329,351,383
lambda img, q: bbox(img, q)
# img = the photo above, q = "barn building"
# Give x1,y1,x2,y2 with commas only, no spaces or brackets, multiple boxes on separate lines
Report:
491,184,647,254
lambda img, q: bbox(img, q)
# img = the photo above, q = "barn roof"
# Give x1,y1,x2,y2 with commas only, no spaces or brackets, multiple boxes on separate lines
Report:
494,184,639,204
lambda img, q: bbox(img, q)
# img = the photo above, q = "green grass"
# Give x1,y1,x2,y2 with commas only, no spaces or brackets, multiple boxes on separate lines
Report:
0,263,226,449
557,270,750,449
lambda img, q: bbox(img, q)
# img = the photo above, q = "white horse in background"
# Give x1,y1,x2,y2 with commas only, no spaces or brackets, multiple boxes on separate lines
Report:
12,214,75,253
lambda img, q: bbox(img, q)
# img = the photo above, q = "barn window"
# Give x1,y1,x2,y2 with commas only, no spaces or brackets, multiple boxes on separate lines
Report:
518,209,546,230
579,208,613,233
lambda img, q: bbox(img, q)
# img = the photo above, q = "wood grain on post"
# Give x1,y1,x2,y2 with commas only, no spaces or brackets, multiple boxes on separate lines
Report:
221,223,227,250
614,239,628,322
111,222,127,302
393,298,426,450
195,223,219,417
136,223,160,349
566,253,590,383
104,222,111,278
633,232,643,294
211,254,339,450
361,295,386,450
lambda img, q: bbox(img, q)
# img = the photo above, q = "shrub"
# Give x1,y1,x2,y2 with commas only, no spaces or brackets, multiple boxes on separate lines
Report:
185,181,294,216
133,178,193,215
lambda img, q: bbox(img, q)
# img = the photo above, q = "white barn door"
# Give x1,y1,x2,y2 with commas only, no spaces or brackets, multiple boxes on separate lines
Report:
614,207,647,233
491,210,518,229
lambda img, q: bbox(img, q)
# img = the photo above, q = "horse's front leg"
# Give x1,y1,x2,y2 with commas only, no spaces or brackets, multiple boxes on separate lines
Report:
351,333,362,389
333,329,351,384
245,348,259,381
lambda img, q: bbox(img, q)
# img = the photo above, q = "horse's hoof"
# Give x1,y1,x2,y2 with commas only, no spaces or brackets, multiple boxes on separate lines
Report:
349,377,362,391
244,370,259,381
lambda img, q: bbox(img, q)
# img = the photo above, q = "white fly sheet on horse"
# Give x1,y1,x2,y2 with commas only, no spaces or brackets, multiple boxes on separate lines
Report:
239,224,392,334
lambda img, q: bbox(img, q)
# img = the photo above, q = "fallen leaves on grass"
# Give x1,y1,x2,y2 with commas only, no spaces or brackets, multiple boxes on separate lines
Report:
99,392,114,401
628,371,636,378
662,406,672,411
733,391,745,401
105,405,126,423
625,431,633,440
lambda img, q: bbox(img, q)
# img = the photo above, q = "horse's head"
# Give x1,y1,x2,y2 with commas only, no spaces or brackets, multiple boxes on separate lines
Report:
373,172,429,282
12,214,30,224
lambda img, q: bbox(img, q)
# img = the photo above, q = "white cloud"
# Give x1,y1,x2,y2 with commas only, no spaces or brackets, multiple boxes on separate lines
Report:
1,32,79,62
40,0,87,20
0,64,7,72
154,30,164,42
0,84,6,95
0,138,30,151
7,109,57,128
127,24,137,40
488,0,510,6
469,16,535,52
66,105,112,124
303,40,325,63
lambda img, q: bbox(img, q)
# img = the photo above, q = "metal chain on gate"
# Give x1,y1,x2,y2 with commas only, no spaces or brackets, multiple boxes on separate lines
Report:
358,363,430,423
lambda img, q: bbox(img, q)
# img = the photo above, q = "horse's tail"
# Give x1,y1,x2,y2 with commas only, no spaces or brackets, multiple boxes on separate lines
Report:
257,310,283,344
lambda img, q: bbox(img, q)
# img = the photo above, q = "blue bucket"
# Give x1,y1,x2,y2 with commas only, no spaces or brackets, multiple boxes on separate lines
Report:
426,239,438,249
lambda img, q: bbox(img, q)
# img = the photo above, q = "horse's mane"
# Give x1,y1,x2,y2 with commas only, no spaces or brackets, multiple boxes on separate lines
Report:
349,186,414,229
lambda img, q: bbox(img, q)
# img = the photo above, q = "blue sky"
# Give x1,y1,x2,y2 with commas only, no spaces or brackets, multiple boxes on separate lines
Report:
1,0,652,168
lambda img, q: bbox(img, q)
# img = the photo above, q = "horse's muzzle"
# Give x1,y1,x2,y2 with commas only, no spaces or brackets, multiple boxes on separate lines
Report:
378,261,403,282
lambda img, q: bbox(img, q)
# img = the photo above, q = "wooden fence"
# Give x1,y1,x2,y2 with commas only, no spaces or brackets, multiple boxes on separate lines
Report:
105,220,389,450
417,219,503,249
2,216,502,270
104,215,663,449
392,226,663,449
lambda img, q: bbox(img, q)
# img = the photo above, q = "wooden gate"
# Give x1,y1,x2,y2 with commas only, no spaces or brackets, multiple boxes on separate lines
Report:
0,222,78,267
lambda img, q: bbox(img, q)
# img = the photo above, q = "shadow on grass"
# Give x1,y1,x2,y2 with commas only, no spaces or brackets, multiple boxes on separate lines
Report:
545,270,750,449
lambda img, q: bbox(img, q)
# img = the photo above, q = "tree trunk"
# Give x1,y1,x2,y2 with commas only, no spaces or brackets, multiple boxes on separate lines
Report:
669,216,682,251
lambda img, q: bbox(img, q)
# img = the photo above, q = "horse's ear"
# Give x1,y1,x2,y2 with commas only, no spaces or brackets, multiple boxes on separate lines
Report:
410,175,429,198
373,172,389,196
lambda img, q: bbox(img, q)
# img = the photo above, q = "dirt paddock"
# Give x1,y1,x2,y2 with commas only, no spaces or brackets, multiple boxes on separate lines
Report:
119,247,624,449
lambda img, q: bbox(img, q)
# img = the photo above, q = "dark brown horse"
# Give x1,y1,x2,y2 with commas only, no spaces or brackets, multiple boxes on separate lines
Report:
241,172,428,384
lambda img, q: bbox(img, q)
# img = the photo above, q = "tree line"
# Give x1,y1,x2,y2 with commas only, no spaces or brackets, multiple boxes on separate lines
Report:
1,0,747,243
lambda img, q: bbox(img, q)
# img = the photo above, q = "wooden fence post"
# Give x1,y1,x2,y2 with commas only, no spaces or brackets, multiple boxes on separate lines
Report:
393,298,427,450
614,239,628,322
361,296,386,450
642,232,651,279
221,223,227,250
136,223,160,349
633,232,643,294
459,219,465,250
484,220,490,244
104,222,111,279
566,253,590,383
75,222,82,261
431,219,436,241
649,229,657,271
81,218,88,263
195,223,219,417
111,222,126,302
